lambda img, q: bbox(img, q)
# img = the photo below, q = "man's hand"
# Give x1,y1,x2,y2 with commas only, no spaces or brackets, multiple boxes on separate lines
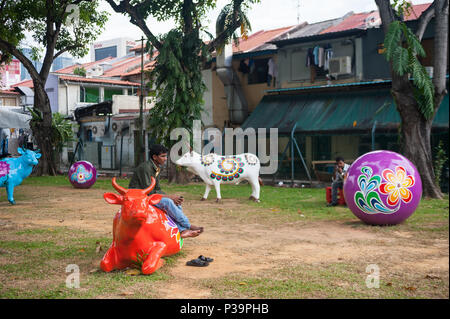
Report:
168,195,184,206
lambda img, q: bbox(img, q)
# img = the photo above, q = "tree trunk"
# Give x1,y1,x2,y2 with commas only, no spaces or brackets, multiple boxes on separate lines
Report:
31,81,56,176
167,160,192,184
375,0,447,199
392,89,443,199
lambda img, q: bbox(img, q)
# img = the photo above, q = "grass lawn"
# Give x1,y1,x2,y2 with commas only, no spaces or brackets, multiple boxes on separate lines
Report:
0,176,448,298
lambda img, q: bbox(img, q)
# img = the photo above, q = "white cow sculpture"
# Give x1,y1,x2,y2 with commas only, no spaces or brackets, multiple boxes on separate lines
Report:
175,151,262,202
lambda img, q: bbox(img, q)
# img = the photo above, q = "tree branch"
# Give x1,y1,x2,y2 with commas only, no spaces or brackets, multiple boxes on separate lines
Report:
53,44,82,60
206,0,245,53
415,2,435,41
105,0,163,50
0,38,42,82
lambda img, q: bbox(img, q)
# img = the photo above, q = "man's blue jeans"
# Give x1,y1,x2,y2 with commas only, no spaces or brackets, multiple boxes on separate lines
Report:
331,180,343,204
155,197,191,232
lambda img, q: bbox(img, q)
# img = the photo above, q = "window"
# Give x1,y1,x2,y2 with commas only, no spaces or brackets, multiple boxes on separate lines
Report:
80,87,99,103
95,46,117,61
104,88,122,101
312,136,331,160
248,58,269,85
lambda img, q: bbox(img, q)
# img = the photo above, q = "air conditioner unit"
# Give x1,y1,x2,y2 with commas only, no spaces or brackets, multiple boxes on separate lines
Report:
329,56,352,76
111,122,121,133
90,124,104,137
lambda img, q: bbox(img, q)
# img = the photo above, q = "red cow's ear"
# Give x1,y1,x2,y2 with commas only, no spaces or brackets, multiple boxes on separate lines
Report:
148,194,162,206
104,192,123,205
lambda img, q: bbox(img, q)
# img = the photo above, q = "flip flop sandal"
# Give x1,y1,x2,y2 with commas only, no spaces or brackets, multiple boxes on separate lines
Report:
186,258,209,267
198,255,214,263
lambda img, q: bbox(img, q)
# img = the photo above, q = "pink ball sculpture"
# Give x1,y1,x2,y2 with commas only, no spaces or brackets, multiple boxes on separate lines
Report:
68,161,97,189
343,150,422,225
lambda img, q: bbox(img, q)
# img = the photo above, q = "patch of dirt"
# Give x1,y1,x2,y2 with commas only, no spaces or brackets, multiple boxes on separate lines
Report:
0,185,448,298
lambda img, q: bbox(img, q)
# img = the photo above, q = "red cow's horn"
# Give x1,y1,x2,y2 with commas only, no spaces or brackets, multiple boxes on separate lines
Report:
143,177,156,195
112,177,127,195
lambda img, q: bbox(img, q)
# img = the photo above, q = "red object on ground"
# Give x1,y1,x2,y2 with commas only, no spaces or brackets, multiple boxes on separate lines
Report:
100,177,183,275
326,186,346,205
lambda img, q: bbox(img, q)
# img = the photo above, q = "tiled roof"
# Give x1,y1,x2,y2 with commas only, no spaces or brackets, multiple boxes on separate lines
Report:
403,3,432,21
11,79,34,88
120,59,157,77
0,89,20,95
232,26,294,53
321,3,431,34
55,57,114,74
102,55,148,77
59,75,139,86
273,2,432,43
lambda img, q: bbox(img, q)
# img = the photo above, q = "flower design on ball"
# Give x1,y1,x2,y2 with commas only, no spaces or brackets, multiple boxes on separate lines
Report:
71,164,92,184
379,166,415,206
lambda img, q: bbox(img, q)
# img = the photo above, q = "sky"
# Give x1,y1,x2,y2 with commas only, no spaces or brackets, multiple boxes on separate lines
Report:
81,0,433,62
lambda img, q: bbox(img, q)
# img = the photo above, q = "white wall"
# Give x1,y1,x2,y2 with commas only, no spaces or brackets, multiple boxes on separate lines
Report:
58,83,81,115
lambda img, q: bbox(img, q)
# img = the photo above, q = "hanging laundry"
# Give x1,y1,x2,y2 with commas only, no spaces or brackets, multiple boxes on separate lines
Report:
313,46,320,66
324,48,333,71
306,48,314,67
267,57,278,87
318,47,324,68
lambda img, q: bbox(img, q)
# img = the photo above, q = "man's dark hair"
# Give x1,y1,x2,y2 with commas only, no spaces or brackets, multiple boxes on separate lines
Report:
149,144,168,160
335,156,344,163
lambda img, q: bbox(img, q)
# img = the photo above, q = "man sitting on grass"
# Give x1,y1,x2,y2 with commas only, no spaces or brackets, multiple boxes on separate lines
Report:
129,144,203,238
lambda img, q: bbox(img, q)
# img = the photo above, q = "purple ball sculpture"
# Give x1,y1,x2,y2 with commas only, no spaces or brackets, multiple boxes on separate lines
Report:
343,150,422,225
68,161,97,189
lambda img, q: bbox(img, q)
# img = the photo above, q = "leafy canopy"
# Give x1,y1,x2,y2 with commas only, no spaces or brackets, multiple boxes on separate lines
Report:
0,0,108,66
139,0,257,147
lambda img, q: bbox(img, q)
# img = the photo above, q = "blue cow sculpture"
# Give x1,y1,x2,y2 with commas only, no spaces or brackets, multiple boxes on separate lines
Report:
0,148,41,204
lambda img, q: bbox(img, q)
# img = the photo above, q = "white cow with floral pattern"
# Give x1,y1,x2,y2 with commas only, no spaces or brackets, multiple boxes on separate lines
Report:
175,151,262,202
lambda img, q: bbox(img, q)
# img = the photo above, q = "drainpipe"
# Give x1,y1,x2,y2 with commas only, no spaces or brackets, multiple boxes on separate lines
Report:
64,81,69,115
371,120,377,151
119,125,130,177
216,43,248,124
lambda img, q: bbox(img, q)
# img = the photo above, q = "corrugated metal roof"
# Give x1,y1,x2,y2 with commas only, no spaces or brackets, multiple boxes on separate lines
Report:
242,89,448,134
271,16,349,43
320,11,380,34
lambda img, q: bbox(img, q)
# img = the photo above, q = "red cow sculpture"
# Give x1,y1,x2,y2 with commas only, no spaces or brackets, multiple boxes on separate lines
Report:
100,177,183,275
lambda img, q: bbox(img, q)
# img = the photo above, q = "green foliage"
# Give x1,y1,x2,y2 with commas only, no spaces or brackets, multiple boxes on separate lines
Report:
434,141,448,187
27,108,74,152
215,3,252,48
51,112,75,152
383,17,434,120
147,29,207,147
107,1,259,150
391,0,414,18
73,66,86,77
0,1,108,60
